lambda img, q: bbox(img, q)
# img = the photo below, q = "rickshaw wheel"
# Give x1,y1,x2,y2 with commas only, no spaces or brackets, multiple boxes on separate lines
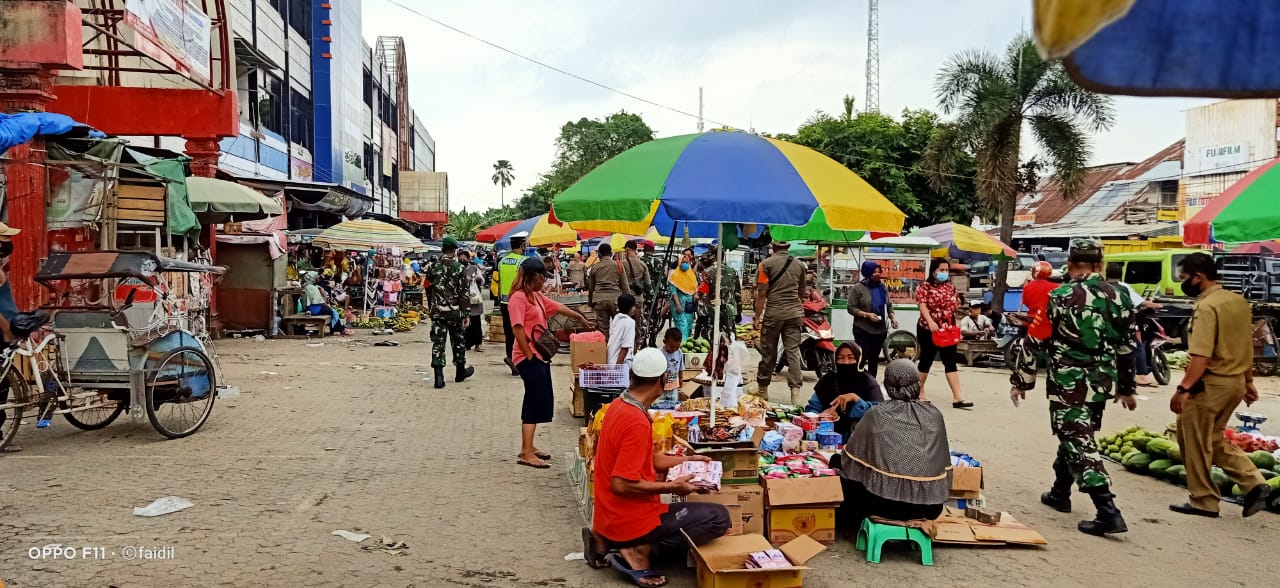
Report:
62,393,125,431
145,347,216,439
1,369,33,451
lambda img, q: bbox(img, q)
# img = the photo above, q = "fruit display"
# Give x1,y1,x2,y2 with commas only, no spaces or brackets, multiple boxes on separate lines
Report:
1103,425,1280,512
681,337,712,354
350,317,388,329
735,324,758,347
1165,350,1190,370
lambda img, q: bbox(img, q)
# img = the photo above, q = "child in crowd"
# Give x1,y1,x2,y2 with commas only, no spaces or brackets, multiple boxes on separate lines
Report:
607,294,637,367
660,328,685,403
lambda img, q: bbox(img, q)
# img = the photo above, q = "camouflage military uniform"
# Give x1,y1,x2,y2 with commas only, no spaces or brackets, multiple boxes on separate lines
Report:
1012,272,1136,490
702,261,741,337
426,256,469,368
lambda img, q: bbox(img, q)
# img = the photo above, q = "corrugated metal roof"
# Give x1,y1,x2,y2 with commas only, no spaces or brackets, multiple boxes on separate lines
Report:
1012,220,1179,239
1016,140,1185,225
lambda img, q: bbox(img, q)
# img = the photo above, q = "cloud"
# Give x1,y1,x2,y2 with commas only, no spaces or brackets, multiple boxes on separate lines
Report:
363,0,1207,214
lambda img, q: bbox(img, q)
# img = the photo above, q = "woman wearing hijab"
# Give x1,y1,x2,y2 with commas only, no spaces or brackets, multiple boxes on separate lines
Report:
848,261,897,377
805,342,884,441
301,271,350,335
667,249,700,341
835,359,950,529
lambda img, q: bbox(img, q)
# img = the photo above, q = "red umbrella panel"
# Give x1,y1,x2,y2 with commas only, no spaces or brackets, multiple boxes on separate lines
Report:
475,220,521,243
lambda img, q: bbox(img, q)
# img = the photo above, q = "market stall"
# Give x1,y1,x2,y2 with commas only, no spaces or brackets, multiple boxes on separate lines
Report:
821,236,938,361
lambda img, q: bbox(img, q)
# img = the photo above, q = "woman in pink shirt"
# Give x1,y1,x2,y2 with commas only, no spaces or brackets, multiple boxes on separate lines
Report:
510,257,589,468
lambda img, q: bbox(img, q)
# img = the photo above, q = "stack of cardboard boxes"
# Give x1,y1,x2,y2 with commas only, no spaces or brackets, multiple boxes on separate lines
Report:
569,339,607,418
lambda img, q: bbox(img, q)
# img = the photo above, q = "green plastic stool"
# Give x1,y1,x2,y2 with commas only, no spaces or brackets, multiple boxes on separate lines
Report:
855,518,933,565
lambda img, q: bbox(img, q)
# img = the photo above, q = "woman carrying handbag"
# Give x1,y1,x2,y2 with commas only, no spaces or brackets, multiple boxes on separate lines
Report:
914,258,973,409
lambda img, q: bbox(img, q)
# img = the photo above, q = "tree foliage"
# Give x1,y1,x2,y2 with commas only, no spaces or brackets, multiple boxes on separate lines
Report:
922,33,1115,312
779,107,978,228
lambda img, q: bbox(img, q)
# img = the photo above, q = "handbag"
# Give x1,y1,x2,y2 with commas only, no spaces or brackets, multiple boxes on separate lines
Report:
932,324,961,347
468,278,483,306
532,296,558,361
684,299,697,314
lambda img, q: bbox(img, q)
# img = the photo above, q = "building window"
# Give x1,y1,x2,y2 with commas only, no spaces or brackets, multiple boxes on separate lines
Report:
256,73,285,137
1158,179,1178,209
364,142,375,185
288,0,311,37
267,0,285,19
289,89,313,152
363,68,373,107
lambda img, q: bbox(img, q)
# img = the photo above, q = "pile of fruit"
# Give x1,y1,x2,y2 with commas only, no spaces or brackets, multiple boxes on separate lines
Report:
1102,425,1280,504
350,317,388,329
735,324,757,347
391,311,418,332
681,337,712,354
1165,350,1190,370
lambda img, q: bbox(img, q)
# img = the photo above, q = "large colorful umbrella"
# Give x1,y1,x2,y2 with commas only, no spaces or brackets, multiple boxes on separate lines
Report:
476,220,520,243
312,219,428,252
910,222,1017,260
1184,158,1280,245
1033,0,1280,97
552,131,905,234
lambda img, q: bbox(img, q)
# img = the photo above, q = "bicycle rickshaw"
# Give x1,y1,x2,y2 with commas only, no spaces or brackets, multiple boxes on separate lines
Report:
0,251,224,450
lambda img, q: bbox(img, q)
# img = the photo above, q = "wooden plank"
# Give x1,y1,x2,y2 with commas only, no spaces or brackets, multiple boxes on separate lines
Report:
117,197,166,211
116,183,166,199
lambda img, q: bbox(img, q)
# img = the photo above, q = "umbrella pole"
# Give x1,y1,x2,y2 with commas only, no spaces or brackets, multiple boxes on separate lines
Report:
708,225,726,429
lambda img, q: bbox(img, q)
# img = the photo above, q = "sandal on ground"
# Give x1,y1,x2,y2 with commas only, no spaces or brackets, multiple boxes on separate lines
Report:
582,528,610,569
952,401,975,409
517,458,550,469
607,553,668,587
535,451,552,460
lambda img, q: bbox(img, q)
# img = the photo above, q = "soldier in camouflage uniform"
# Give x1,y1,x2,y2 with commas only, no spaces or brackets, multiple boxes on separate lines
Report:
426,237,475,389
701,246,741,337
1010,238,1138,536
641,243,668,346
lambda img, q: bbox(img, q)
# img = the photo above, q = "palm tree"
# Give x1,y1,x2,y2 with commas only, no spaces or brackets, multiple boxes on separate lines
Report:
923,33,1115,313
842,94,856,120
492,160,515,208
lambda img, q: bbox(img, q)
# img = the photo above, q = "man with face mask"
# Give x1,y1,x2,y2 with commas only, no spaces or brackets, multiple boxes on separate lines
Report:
1168,252,1271,519
1010,238,1137,536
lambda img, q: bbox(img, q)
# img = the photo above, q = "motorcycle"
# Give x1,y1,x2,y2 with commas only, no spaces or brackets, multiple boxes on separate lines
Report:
1137,307,1172,385
999,312,1031,371
776,297,836,378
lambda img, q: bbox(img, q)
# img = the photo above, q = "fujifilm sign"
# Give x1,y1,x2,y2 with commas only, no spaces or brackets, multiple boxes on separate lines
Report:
1188,142,1250,176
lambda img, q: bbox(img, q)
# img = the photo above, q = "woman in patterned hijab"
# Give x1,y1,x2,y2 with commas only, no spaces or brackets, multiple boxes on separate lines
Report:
835,359,951,528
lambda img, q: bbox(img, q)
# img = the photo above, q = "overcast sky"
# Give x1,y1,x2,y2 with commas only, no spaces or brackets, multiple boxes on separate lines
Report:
363,0,1209,213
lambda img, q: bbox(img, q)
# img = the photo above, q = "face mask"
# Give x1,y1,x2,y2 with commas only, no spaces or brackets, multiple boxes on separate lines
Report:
0,241,12,258
835,362,861,386
1181,276,1202,297
680,263,690,271
936,272,949,282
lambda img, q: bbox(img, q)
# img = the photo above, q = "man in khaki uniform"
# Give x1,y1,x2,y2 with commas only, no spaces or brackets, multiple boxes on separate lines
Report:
1169,253,1272,518
754,241,808,403
622,240,651,350
586,243,629,337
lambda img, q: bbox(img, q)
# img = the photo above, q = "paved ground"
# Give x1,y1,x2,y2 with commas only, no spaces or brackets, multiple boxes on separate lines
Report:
1,326,1277,587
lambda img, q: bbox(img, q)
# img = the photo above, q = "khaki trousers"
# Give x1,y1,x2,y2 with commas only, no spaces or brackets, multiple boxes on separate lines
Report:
593,299,618,338
1176,374,1265,512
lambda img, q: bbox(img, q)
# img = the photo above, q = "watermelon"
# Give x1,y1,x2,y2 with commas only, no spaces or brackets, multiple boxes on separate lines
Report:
1166,465,1186,482
1248,451,1277,470
1231,484,1245,497
1132,437,1152,451
1125,453,1153,472
1211,467,1234,495
1260,469,1278,481
1268,476,1280,491
1166,444,1182,464
1148,459,1173,476
1146,438,1176,458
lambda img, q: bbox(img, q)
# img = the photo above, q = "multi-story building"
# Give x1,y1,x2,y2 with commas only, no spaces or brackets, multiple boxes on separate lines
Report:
1181,99,1280,224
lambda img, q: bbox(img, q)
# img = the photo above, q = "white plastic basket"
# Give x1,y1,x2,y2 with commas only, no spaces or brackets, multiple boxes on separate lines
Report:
578,364,630,388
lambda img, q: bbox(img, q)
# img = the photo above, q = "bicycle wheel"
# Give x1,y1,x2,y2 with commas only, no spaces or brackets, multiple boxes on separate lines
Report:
0,369,32,451
883,331,919,362
145,347,216,439
63,391,125,431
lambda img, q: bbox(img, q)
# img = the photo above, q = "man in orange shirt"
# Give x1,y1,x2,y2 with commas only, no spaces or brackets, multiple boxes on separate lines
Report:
1022,261,1057,341
584,348,731,587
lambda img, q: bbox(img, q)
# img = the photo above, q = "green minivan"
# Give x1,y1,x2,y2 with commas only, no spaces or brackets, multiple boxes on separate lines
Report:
1103,249,1203,298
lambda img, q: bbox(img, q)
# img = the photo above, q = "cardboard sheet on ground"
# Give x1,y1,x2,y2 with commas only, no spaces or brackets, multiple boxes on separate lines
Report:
932,506,1047,546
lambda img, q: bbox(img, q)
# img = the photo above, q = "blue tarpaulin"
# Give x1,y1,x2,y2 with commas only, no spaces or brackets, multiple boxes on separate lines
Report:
0,112,77,154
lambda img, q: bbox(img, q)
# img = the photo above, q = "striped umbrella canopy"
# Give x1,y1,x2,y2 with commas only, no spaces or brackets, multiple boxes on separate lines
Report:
312,219,428,252
1034,0,1280,97
551,131,905,235
910,222,1017,261
1184,158,1280,245
476,220,521,243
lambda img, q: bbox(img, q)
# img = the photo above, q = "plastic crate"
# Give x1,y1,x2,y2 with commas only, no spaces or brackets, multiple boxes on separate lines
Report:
577,364,630,388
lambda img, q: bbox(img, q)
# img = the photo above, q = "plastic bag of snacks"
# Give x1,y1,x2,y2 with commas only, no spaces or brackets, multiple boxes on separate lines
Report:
652,414,676,453
759,452,836,479
589,404,610,434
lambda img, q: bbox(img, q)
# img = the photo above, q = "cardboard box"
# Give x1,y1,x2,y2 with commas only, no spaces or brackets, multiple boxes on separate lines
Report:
686,532,825,588
698,447,761,486
571,384,585,417
932,505,1048,546
763,476,845,546
950,466,984,500
686,483,766,535
570,340,607,368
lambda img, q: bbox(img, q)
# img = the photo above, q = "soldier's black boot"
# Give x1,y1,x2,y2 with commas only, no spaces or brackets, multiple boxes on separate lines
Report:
1040,456,1074,513
1078,486,1128,536
433,367,446,389
455,364,474,383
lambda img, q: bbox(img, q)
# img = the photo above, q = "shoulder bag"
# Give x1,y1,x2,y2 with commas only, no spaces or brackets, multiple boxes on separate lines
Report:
531,295,559,361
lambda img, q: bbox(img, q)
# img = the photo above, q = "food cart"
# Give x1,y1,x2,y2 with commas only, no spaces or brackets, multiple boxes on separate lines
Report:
821,236,937,361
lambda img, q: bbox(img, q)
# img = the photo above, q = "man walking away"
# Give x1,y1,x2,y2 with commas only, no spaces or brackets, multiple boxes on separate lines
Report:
623,240,650,350
586,243,626,338
1011,238,1137,536
498,233,530,376
1169,252,1272,518
755,240,808,403
425,237,475,388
